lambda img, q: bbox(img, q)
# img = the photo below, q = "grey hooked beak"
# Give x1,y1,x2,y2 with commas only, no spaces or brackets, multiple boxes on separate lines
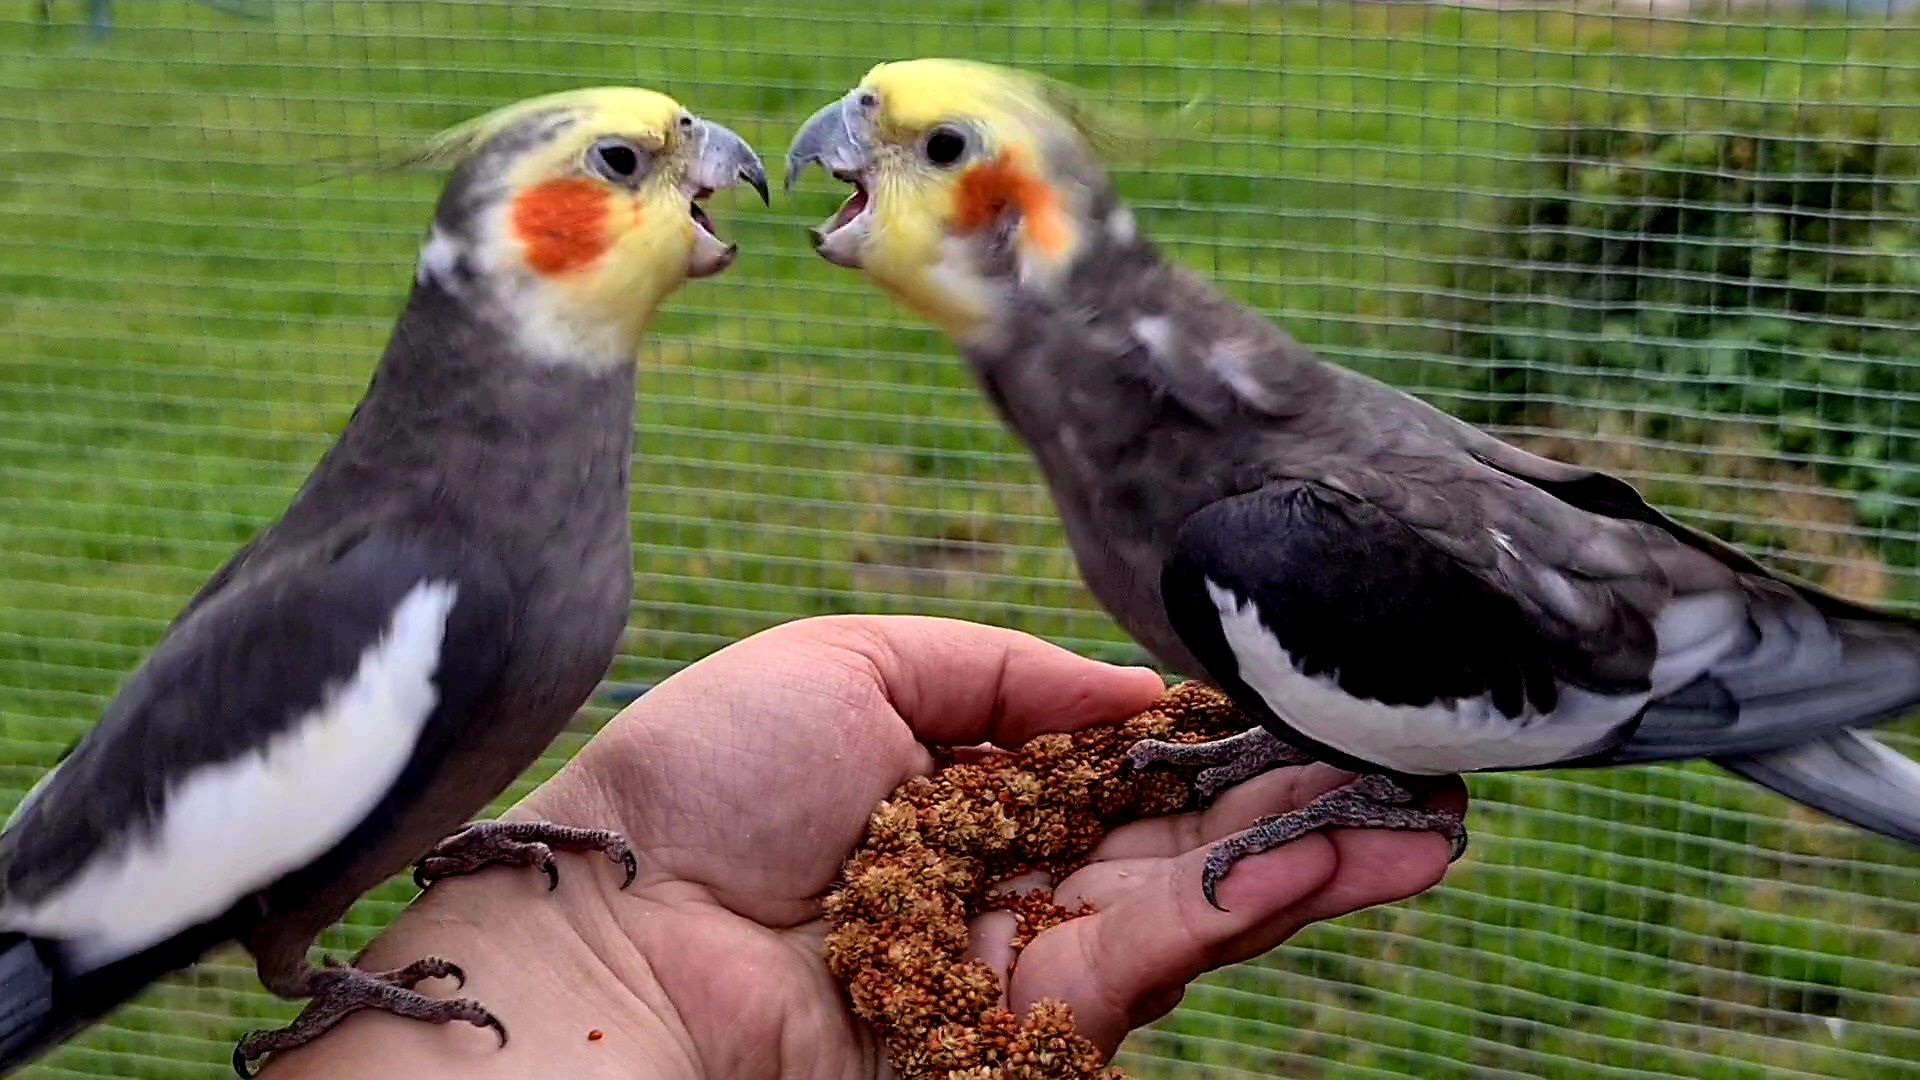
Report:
786,91,879,269
681,117,768,279
784,91,876,191
686,117,770,206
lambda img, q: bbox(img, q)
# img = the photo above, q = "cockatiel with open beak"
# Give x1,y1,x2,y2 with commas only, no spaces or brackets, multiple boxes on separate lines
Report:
0,89,767,1075
787,59,1920,908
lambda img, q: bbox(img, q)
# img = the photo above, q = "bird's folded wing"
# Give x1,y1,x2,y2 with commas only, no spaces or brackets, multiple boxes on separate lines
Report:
1445,431,1920,762
1457,424,1916,626
0,529,511,971
1161,478,1659,776
1162,471,1920,777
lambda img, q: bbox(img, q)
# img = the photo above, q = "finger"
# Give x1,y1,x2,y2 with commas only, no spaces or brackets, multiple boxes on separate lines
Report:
1065,780,1463,986
1195,821,1457,978
779,615,1167,748
965,912,1017,1006
1006,838,1339,1055
967,869,1053,993
1092,766,1466,864
1012,779,1464,1053
989,870,1054,897
1256,777,1465,931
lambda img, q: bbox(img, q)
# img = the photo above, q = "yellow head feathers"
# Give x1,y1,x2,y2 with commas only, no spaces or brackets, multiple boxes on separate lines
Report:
856,59,1151,162
789,59,1146,341
374,87,690,175
389,88,766,368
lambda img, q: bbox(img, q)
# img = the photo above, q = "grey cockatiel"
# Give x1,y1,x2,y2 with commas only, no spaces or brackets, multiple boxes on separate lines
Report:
786,59,1920,906
0,88,767,1074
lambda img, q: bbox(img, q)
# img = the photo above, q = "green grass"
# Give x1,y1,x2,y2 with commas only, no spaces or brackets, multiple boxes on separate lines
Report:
3,1,1919,1076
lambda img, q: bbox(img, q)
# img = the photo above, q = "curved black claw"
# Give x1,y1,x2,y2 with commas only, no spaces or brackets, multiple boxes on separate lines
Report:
615,846,638,890
1200,849,1236,913
483,1012,509,1048
233,1044,257,1079
420,959,467,993
541,856,560,892
1195,772,1468,912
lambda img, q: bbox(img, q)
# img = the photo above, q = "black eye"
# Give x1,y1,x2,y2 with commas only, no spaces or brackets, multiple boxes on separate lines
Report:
587,138,641,182
924,126,969,168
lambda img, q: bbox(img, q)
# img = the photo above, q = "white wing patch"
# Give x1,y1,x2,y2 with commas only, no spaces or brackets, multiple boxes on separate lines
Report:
1839,733,1920,790
1131,315,1177,362
1646,592,1755,695
1205,338,1279,411
1207,580,1644,775
9,581,460,971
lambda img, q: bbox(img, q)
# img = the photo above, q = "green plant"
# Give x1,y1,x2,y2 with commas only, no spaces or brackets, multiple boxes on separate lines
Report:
1430,83,1920,558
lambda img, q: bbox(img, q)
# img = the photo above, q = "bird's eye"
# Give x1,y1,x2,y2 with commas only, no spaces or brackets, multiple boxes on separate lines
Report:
923,125,969,168
677,114,695,133
587,138,642,182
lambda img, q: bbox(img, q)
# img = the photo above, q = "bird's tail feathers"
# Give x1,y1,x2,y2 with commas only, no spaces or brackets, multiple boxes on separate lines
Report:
1717,731,1920,847
0,932,60,1074
1626,583,1920,762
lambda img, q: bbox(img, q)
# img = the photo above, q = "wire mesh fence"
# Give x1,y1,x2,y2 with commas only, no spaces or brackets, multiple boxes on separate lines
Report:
3,0,1918,1076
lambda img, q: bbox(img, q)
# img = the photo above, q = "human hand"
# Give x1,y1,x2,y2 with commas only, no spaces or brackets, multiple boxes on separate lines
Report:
266,615,1462,1078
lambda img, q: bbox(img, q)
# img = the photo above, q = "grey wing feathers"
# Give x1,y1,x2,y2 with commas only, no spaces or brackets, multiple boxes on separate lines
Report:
1460,423,1912,626
1432,423,1920,760
1719,733,1920,845
1279,425,1920,769
1429,414,1920,841
0,528,513,910
1616,580,1920,763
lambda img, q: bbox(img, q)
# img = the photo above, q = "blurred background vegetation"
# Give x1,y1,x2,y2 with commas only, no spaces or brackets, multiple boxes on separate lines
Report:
3,1,1918,1077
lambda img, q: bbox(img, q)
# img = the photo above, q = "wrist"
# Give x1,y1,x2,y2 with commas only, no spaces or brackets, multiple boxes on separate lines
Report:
263,803,703,1078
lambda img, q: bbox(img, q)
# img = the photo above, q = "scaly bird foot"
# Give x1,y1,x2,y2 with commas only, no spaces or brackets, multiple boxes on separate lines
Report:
232,958,503,1077
1126,725,1314,807
1201,772,1468,910
413,819,637,891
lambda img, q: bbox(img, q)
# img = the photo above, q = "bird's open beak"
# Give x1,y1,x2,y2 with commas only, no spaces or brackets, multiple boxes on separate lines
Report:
682,117,770,279
785,91,877,270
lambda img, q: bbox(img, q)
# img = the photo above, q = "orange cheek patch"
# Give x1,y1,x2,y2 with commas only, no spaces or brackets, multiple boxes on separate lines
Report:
953,153,1070,258
511,178,618,277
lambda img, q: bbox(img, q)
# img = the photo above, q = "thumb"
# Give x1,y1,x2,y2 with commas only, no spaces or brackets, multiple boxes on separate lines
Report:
779,615,1168,748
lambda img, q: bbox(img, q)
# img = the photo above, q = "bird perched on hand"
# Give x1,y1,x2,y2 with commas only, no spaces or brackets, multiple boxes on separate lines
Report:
0,88,766,1075
786,58,1920,907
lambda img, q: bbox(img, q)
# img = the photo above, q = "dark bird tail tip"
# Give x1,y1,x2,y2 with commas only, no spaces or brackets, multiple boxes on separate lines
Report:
0,933,59,1075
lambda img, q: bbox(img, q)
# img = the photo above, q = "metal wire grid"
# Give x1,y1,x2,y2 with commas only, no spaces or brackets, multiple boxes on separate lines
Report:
3,1,1918,1076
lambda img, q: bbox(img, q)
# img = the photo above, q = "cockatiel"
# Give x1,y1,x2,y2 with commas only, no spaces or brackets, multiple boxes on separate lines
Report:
0,89,767,1074
786,59,1920,907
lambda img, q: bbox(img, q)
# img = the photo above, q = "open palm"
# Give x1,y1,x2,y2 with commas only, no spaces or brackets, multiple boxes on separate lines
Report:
270,616,1461,1079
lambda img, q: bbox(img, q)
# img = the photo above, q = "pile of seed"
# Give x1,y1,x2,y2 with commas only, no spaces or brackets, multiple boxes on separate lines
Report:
822,683,1253,1079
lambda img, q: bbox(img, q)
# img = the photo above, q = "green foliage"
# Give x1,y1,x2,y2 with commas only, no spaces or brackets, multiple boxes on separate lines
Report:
1432,81,1920,550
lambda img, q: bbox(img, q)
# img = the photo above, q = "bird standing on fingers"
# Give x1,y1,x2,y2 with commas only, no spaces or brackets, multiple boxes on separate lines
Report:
786,58,1920,909
0,88,767,1076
